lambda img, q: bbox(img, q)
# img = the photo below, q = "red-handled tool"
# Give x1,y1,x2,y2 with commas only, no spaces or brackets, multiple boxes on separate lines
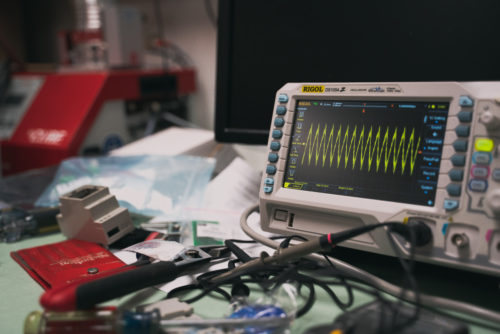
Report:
40,246,229,311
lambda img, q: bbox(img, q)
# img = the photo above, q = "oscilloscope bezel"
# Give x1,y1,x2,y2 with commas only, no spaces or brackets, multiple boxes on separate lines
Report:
259,82,500,276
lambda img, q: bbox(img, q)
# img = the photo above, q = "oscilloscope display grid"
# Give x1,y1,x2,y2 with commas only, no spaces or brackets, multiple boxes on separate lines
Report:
283,99,450,206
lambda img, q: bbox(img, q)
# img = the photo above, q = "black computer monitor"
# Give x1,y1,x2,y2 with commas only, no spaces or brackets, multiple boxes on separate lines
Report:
214,0,500,145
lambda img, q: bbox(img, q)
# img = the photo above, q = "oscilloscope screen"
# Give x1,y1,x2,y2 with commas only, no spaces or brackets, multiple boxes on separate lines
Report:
283,100,450,206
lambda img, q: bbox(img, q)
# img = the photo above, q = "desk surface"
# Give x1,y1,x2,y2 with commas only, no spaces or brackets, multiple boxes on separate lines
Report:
1,233,500,334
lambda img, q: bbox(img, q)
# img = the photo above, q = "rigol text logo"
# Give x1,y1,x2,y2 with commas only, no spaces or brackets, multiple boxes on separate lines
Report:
301,85,325,93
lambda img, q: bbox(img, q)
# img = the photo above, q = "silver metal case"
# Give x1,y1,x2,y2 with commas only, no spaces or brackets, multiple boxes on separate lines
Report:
259,82,500,276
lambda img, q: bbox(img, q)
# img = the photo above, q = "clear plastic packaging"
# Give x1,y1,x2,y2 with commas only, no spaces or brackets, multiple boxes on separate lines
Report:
35,155,215,218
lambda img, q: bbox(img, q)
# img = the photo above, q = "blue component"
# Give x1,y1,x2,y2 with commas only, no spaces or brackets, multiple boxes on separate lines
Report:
270,141,281,151
272,129,283,139
472,152,492,165
457,111,473,122
451,155,466,167
276,106,287,115
278,94,289,103
444,199,459,211
459,95,474,107
452,140,468,152
469,179,488,192
264,177,274,185
229,305,287,319
266,165,277,175
455,125,470,137
122,310,160,334
446,184,461,196
268,153,279,163
492,168,500,181
448,169,464,181
263,186,273,194
274,117,285,127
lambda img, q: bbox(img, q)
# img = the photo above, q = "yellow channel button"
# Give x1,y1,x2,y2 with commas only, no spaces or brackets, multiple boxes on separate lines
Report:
475,138,494,152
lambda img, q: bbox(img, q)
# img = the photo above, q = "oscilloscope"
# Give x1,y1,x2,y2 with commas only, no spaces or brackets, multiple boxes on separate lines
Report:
259,82,500,276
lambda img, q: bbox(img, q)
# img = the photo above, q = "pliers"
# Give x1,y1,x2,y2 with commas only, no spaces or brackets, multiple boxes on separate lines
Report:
40,245,230,311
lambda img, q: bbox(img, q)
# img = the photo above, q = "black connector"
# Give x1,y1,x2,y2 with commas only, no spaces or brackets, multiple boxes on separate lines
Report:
389,220,433,247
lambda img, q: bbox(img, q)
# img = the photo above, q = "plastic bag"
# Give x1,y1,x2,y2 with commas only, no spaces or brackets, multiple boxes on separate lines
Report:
35,155,215,218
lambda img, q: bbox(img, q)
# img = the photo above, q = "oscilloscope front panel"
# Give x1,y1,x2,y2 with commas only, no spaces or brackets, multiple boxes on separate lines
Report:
259,82,500,276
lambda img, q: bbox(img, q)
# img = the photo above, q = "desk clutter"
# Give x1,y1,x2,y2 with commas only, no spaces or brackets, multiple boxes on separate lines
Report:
1,131,499,333
5,183,477,334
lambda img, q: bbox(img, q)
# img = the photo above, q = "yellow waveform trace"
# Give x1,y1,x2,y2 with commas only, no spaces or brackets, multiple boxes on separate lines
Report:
300,122,421,175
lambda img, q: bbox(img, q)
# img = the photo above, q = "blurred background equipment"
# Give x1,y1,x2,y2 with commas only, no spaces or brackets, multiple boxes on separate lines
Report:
0,0,198,176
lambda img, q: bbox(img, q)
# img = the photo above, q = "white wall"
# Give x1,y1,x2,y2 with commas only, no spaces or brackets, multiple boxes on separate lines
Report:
123,0,219,130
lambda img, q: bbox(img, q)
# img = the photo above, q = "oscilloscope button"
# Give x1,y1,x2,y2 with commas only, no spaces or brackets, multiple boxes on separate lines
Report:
266,165,277,175
457,111,473,123
452,140,468,152
268,153,279,163
448,169,464,181
276,106,287,115
272,129,283,139
274,118,285,127
451,155,466,167
492,169,500,182
471,166,489,178
459,96,474,107
472,152,492,165
444,199,459,211
264,177,274,185
474,138,494,152
469,179,488,192
264,186,273,194
278,94,289,103
270,141,281,151
446,184,462,197
455,125,470,137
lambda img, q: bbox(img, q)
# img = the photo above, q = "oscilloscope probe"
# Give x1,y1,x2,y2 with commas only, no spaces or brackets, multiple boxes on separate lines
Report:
239,203,500,325
211,215,431,284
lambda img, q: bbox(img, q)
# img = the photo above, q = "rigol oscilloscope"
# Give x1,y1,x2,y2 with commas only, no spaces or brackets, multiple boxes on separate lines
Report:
259,82,500,276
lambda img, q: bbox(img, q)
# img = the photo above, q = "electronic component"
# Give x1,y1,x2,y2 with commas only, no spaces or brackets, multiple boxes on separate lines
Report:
260,82,500,276
56,185,134,245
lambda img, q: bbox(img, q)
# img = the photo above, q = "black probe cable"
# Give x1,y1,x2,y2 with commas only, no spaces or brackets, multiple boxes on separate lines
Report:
239,204,500,325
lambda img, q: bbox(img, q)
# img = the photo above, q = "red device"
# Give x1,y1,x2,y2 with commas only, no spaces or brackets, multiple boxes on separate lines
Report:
1,68,195,176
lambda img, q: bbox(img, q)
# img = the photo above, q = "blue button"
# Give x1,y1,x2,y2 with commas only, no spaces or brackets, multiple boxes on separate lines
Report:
272,129,283,139
268,153,279,163
469,179,488,192
264,186,273,194
278,94,289,103
266,165,277,175
451,155,466,167
459,95,474,107
264,177,274,185
446,184,461,196
493,168,500,181
448,169,464,181
471,166,489,178
270,141,281,151
472,152,491,165
457,111,473,122
455,125,470,137
444,199,460,211
274,118,285,127
276,106,287,115
452,140,468,152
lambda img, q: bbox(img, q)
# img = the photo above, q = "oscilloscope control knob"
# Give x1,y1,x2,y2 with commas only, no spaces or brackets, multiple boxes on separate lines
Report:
485,189,500,217
479,110,500,131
